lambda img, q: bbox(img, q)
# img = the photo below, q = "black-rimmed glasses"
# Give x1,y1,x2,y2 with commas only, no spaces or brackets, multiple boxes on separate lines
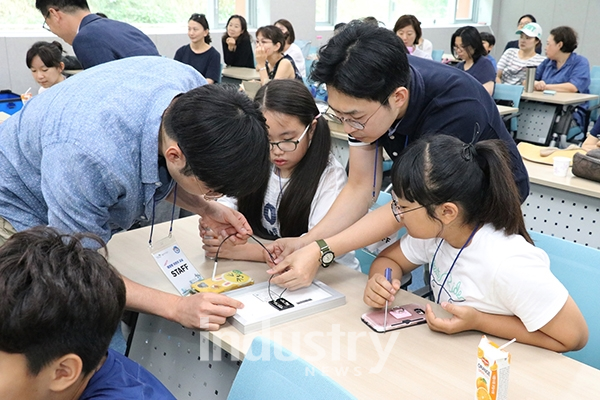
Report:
391,197,424,222
322,102,383,130
269,123,310,152
42,9,52,32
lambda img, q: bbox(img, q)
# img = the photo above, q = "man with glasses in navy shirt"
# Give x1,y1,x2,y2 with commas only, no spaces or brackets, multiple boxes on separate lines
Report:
266,22,529,290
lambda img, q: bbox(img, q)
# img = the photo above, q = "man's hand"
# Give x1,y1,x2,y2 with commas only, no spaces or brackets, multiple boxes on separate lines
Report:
200,202,251,243
425,302,480,335
172,292,244,331
267,241,322,290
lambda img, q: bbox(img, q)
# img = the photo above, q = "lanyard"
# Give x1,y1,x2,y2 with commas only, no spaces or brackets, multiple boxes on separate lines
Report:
429,224,479,303
148,183,178,248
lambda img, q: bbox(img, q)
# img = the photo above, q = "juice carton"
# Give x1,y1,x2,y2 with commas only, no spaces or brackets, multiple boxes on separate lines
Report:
475,335,511,400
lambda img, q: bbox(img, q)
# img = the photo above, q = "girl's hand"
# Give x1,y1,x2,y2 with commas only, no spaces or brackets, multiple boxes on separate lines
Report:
363,274,400,308
201,233,239,259
534,80,546,91
255,45,267,70
425,302,480,334
266,241,321,290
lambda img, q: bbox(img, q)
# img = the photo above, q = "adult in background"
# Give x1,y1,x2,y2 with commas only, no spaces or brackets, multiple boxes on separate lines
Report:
0,56,271,331
265,22,529,290
174,13,221,84
452,26,496,95
496,23,545,85
534,26,590,129
222,14,254,68
26,41,66,94
255,25,302,85
504,14,542,54
37,0,159,69
274,18,306,77
393,15,432,60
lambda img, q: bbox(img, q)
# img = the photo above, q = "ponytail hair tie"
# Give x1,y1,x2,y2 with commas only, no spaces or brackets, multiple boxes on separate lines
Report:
461,122,482,161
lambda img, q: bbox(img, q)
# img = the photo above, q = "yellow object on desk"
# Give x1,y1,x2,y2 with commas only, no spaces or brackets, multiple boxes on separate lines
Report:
191,269,253,294
518,142,586,166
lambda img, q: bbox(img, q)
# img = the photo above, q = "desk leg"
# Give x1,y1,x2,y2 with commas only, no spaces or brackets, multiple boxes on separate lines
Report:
128,313,241,399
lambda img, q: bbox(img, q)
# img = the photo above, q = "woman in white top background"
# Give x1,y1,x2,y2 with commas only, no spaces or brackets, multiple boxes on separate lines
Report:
496,23,545,85
274,19,307,78
393,15,432,60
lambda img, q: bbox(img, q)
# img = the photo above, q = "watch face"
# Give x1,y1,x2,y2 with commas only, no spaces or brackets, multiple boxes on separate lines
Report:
322,252,334,264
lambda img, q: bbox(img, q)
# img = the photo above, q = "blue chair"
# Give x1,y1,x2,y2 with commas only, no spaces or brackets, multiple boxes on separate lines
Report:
227,336,356,400
591,65,600,80
529,231,600,370
431,49,444,62
493,83,524,135
295,39,312,59
566,78,600,142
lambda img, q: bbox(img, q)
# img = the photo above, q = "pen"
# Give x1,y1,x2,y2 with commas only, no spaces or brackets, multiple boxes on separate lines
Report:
384,267,392,333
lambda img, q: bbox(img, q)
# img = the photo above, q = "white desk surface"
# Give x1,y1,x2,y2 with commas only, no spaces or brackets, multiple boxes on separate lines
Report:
108,216,600,399
221,66,260,81
522,158,600,200
521,91,599,105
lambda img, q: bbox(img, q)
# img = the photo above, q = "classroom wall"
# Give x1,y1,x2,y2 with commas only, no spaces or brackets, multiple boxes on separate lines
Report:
1,0,599,94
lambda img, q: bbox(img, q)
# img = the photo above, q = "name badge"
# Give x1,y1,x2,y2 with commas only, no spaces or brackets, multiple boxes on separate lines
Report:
151,236,203,296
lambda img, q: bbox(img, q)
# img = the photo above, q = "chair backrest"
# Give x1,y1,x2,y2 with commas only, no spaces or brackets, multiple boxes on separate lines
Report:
590,65,600,81
431,49,444,62
295,40,312,59
528,231,600,370
588,78,600,123
493,83,524,109
227,336,356,400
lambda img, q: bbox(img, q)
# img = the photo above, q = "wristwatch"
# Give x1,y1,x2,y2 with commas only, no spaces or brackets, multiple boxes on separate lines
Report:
316,239,335,268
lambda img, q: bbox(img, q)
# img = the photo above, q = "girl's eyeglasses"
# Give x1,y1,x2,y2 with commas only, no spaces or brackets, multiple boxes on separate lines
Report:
269,123,310,152
391,198,424,222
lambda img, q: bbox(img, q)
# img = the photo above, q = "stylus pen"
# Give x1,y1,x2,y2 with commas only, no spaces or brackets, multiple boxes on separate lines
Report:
383,268,392,333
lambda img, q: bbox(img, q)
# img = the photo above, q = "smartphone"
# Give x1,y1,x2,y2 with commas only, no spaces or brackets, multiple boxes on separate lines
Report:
361,303,427,333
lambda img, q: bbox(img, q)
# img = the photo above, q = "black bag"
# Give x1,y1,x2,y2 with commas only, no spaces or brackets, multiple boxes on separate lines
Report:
572,149,600,183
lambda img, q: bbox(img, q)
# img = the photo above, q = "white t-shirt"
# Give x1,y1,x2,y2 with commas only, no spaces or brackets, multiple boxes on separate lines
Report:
284,43,306,78
417,38,433,57
219,154,358,270
408,46,432,60
497,48,546,85
400,224,568,332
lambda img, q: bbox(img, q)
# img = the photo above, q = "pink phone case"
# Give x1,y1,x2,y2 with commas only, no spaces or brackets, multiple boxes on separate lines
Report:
361,303,427,333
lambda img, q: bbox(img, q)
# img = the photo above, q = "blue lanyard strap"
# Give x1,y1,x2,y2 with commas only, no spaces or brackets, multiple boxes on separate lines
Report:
429,224,479,303
372,142,378,202
148,183,178,248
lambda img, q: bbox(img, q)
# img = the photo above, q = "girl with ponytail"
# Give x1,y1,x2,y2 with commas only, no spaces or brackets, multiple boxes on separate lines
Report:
361,134,587,351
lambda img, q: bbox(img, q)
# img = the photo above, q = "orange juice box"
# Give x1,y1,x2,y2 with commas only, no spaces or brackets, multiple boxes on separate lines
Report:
475,335,511,400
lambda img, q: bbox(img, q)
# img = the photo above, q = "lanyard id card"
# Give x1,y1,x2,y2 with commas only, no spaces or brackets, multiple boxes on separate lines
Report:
151,235,203,296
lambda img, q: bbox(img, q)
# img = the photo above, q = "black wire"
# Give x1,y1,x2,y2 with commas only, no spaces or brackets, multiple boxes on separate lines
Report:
213,233,286,301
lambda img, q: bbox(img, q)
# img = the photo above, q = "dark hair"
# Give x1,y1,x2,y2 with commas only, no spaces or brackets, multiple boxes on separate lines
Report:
518,14,536,24
479,31,495,46
26,41,64,68
0,227,126,376
334,22,347,34
550,26,578,53
256,25,286,54
35,0,89,15
222,15,251,44
392,135,532,243
311,21,410,105
362,16,380,26
162,85,270,197
451,26,487,63
393,15,422,44
189,13,212,44
274,18,295,45
238,80,331,239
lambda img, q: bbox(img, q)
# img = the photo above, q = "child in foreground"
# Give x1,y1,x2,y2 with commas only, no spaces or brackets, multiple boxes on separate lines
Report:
0,227,175,399
364,134,587,352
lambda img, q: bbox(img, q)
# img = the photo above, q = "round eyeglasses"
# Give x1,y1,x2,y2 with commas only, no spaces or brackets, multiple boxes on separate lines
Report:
269,123,310,152
322,102,383,130
391,197,424,222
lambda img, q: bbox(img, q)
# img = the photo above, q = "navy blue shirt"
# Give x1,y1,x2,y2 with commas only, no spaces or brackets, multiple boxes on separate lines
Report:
80,349,175,399
73,14,159,69
174,45,221,83
376,55,529,201
457,56,496,85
